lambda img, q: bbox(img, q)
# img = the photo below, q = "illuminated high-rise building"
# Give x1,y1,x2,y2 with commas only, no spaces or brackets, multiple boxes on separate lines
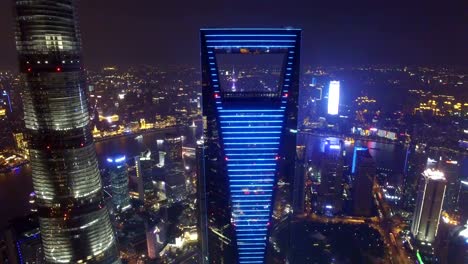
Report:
318,141,344,215
13,1,120,263
411,169,447,244
107,155,131,212
135,149,154,203
327,81,340,115
164,134,182,163
199,28,301,264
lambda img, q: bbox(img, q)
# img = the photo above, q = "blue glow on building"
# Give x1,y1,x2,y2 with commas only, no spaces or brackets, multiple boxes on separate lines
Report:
107,155,126,163
352,147,368,174
200,28,301,263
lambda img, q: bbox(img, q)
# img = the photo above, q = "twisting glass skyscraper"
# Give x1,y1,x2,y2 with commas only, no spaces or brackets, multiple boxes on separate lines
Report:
13,1,120,263
199,28,301,264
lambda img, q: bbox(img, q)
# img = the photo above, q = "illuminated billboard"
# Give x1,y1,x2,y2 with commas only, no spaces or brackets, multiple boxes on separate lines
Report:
327,81,340,115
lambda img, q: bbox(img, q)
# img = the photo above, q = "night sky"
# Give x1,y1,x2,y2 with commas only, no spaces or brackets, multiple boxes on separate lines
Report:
0,0,467,70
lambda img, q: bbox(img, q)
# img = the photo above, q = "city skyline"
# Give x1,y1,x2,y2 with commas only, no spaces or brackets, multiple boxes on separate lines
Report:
0,1,467,70
0,1,466,264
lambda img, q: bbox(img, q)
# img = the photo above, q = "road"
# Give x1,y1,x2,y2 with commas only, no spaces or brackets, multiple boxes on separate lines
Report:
373,184,413,264
294,183,413,264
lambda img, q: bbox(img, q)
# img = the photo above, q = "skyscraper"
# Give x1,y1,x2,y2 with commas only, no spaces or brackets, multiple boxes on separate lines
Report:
107,155,131,212
164,134,182,163
352,147,376,217
135,149,154,204
411,169,447,244
327,81,340,115
13,1,120,263
318,141,344,215
460,180,468,224
199,28,301,264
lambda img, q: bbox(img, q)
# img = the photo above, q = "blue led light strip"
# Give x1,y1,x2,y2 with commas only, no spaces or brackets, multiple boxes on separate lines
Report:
207,45,294,48
221,126,282,129
220,115,284,118
223,131,281,134
219,109,284,112
228,158,276,161
225,148,278,151
227,153,277,156
220,120,283,123
206,40,296,43
224,137,280,140
225,142,279,145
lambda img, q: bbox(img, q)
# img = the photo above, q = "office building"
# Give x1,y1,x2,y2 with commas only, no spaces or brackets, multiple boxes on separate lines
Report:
460,180,468,224
318,141,344,215
438,160,461,213
135,150,154,203
164,134,182,162
12,1,120,263
146,220,167,260
293,145,307,213
411,169,446,244
165,163,187,203
445,224,468,264
107,155,131,212
199,28,301,263
352,147,375,216
4,215,42,264
327,81,340,115
157,151,166,168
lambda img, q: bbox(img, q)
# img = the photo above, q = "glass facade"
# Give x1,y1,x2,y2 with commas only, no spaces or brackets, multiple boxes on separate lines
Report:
107,156,131,212
199,28,301,264
13,1,120,263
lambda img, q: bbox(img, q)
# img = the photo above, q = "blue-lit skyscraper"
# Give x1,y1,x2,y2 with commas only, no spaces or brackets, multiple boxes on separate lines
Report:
107,155,131,212
199,28,301,264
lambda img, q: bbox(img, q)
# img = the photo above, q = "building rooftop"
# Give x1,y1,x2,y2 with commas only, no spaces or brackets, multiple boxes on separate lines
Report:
422,168,446,181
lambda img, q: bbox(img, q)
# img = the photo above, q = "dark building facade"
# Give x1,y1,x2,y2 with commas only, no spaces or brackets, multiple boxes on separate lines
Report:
317,141,344,215
460,180,468,224
352,147,376,217
199,28,301,264
13,1,120,263
4,215,42,264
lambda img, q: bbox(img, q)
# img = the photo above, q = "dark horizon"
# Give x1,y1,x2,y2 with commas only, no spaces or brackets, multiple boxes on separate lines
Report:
0,0,467,70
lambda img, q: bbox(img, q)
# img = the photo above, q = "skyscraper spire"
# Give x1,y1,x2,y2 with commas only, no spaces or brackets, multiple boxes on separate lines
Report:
13,1,120,263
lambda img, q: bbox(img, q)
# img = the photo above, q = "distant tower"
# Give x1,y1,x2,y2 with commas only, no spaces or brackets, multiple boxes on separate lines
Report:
12,1,120,263
327,81,340,115
107,155,131,212
411,169,447,243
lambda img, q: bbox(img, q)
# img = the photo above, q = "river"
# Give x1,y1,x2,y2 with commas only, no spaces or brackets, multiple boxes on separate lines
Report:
0,128,406,229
